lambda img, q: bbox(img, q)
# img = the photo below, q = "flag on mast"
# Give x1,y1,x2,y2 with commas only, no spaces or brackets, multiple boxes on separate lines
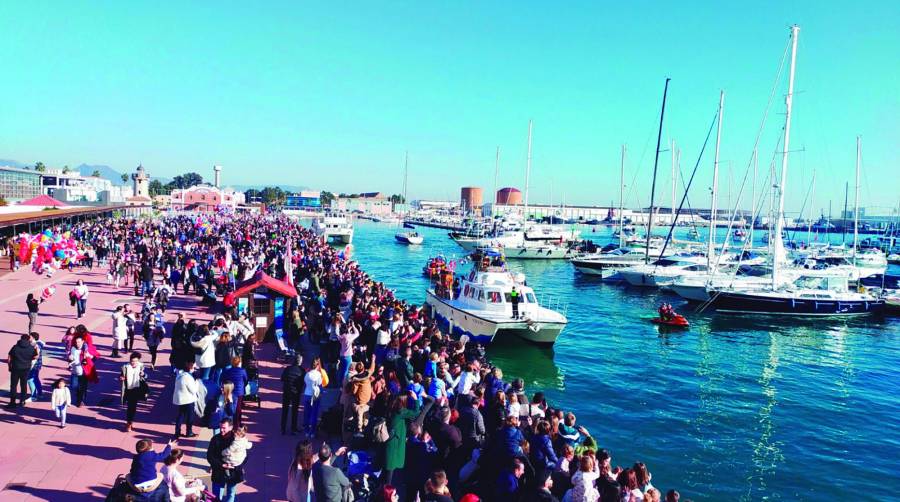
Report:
284,239,294,285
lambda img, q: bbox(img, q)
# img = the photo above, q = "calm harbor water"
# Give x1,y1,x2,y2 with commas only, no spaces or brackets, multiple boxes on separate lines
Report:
346,220,900,501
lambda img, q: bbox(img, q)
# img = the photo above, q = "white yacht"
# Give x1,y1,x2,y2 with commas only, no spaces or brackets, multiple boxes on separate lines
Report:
570,246,669,277
618,255,710,287
311,213,354,244
395,231,424,245
425,263,568,345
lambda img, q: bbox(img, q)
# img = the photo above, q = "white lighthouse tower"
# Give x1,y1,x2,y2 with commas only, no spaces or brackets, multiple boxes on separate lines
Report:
213,165,222,188
132,164,150,198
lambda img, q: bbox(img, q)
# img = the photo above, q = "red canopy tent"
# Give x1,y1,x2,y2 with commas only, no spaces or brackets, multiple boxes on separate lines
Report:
229,271,298,300
19,195,68,207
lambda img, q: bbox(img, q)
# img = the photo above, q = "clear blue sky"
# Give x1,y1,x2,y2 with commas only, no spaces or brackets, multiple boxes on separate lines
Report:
1,2,897,215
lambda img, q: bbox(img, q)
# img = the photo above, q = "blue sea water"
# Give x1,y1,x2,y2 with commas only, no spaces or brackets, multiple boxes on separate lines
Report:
346,220,900,501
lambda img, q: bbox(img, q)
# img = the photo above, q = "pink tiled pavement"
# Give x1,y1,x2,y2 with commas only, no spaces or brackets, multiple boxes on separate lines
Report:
0,266,299,501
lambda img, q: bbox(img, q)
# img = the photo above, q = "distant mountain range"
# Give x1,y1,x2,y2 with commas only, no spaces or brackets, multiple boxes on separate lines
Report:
1,158,306,193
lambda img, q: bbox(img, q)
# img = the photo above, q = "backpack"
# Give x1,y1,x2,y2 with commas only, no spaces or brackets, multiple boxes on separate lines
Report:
369,416,390,443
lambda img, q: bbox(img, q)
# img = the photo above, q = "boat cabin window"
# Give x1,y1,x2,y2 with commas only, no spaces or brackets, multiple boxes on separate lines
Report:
463,285,471,297
526,293,536,303
503,292,526,303
488,291,503,303
683,265,708,272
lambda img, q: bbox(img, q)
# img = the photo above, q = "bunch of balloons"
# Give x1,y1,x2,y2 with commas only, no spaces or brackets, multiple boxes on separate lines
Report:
17,229,82,275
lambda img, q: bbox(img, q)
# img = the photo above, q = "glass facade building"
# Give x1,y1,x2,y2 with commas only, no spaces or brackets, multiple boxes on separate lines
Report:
0,167,43,201
285,191,322,209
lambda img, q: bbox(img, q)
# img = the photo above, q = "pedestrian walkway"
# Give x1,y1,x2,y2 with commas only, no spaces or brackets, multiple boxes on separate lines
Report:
0,266,307,501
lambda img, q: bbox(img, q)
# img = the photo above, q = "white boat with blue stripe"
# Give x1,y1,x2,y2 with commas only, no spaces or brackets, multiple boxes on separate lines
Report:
425,264,567,346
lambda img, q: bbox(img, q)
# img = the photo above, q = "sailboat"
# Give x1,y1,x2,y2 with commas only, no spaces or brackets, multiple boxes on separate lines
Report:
707,26,884,316
395,151,425,245
472,120,576,259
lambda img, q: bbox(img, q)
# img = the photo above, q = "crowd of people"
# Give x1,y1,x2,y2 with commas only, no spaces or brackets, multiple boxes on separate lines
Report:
5,212,686,502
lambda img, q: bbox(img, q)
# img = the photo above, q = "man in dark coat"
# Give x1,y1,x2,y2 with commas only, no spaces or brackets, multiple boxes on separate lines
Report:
7,334,37,408
206,418,245,500
455,393,486,453
280,354,305,434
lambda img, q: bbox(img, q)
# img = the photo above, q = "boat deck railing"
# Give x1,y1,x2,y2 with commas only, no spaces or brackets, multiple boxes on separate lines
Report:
537,293,569,317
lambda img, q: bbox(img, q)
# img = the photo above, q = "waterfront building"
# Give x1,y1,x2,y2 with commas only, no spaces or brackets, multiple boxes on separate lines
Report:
170,184,245,211
0,166,43,202
333,192,392,215
413,200,459,211
41,168,132,203
285,191,322,210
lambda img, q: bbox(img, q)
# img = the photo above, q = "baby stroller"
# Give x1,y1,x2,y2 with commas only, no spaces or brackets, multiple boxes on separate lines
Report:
339,450,379,502
243,362,261,408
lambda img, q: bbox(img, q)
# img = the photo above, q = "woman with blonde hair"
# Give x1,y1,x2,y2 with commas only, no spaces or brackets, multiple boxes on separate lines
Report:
565,454,600,502
210,380,237,435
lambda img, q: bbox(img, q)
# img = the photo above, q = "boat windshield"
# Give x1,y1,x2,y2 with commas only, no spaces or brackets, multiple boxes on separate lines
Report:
793,276,848,291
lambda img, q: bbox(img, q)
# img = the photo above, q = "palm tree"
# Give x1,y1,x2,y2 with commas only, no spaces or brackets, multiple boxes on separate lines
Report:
62,165,71,174
91,170,101,177
121,173,129,184
34,162,46,173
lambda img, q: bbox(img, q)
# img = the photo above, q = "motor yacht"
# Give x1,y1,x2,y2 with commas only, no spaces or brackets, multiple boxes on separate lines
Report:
425,262,567,345
311,213,354,244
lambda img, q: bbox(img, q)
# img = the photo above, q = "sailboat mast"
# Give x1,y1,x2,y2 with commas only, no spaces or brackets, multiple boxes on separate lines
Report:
619,144,626,248
750,147,758,245
671,139,676,221
772,25,800,288
842,181,849,245
807,170,816,245
493,146,500,219
853,135,861,265
524,120,533,222
709,90,725,268
402,150,409,215
645,78,671,263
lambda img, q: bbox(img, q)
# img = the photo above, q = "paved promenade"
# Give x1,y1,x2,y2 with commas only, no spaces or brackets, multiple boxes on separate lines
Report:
0,265,302,501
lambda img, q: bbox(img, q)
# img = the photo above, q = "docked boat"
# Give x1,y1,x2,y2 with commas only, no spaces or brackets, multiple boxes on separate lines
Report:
311,213,354,244
570,246,668,277
395,231,424,245
618,255,709,287
708,275,885,315
704,26,885,318
403,222,416,229
425,262,567,345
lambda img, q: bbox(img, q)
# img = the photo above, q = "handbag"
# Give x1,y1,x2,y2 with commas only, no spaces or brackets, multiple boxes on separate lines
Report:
138,378,150,400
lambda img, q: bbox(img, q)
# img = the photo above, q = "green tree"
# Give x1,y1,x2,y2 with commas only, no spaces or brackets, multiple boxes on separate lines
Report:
244,188,261,203
319,191,335,207
389,194,406,204
121,173,129,183
91,169,101,177
148,179,166,196
34,162,46,173
167,172,204,190
62,165,71,174
260,186,286,205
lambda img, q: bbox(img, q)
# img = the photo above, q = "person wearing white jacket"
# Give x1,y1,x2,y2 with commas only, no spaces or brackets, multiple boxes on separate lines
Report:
51,378,72,428
173,361,199,438
191,326,218,382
